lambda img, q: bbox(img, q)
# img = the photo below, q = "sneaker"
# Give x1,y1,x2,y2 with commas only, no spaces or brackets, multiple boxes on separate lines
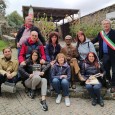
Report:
56,94,62,104
40,100,48,111
65,97,70,107
29,90,35,99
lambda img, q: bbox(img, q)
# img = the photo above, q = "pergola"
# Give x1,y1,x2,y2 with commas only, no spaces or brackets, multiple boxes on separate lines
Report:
22,6,80,38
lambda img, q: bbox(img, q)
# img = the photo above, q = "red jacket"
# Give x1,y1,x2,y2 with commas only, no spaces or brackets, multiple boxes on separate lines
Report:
19,38,46,63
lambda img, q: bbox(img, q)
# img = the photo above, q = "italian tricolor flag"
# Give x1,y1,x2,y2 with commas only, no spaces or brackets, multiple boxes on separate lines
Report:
100,31,115,50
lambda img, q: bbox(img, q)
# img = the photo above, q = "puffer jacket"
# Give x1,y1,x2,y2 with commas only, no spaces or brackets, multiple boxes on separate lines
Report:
81,60,104,83
51,62,71,81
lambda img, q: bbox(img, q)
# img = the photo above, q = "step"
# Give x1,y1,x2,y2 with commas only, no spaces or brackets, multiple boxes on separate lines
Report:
48,84,115,100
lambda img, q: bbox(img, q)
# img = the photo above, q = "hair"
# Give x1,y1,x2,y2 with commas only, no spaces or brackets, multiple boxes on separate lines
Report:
2,47,12,54
56,53,67,63
30,50,40,63
85,52,99,68
48,31,59,44
76,31,86,47
101,19,111,25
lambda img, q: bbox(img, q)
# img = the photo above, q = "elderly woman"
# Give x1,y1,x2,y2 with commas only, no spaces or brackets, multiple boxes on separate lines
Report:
81,52,104,107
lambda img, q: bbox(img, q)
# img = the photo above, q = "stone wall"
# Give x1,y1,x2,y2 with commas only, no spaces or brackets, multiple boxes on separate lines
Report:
74,4,115,26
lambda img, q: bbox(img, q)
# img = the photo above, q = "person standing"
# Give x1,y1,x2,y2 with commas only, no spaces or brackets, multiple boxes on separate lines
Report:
92,19,115,92
16,16,46,56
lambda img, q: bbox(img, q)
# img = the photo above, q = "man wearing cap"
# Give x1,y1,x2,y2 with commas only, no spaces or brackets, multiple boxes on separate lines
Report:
61,35,85,89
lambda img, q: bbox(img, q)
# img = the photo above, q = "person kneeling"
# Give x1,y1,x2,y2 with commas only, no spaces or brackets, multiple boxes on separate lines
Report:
19,50,48,111
51,53,71,107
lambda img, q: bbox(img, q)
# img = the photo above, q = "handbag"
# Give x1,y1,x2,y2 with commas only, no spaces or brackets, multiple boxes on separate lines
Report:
85,73,102,85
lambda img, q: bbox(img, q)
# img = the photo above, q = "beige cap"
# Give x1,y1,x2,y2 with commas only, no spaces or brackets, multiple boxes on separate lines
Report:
65,35,72,39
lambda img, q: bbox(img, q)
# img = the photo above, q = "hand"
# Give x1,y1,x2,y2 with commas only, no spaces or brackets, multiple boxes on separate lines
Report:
40,72,44,76
60,75,67,79
50,60,56,66
20,61,26,65
29,74,33,78
6,73,12,79
40,59,45,64
89,75,95,80
17,43,21,48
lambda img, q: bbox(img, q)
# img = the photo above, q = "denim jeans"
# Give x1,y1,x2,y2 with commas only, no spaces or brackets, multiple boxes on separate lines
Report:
52,78,69,96
85,83,102,99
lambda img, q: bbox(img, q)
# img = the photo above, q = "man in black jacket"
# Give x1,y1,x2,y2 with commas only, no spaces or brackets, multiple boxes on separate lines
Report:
16,16,46,56
92,19,115,92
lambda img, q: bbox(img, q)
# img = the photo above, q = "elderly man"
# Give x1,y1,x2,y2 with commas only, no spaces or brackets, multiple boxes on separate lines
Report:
19,30,46,65
61,35,85,89
0,47,18,96
16,16,46,56
92,19,115,92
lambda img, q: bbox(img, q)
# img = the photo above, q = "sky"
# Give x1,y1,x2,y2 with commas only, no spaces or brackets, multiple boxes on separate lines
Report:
5,0,115,17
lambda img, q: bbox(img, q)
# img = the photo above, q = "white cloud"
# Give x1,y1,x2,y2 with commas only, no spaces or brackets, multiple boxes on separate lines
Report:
5,0,115,17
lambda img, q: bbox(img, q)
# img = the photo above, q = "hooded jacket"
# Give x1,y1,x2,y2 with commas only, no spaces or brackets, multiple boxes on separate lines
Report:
77,38,97,61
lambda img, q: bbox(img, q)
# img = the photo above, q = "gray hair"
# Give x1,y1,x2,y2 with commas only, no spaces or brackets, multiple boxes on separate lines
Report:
101,19,111,25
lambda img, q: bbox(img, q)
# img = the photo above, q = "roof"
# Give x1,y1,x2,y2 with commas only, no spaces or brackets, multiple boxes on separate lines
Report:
22,6,79,22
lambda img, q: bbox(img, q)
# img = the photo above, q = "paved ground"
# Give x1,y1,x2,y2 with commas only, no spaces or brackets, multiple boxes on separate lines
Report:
0,42,115,115
0,82,115,115
0,72,115,115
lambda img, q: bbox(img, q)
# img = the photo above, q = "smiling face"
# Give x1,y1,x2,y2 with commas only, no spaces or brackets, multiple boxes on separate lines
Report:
51,35,57,44
32,52,38,62
102,20,111,32
30,31,38,42
78,34,85,43
3,48,12,59
88,53,95,63
58,55,65,65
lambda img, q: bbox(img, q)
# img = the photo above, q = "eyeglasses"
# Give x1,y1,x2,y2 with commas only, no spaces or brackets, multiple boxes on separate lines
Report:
32,35,38,37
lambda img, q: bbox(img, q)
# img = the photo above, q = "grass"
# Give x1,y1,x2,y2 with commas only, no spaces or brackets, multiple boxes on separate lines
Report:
0,39,9,51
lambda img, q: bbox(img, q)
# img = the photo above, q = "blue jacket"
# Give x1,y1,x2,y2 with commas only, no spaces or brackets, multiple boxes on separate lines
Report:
45,43,61,62
51,62,71,81
92,29,115,60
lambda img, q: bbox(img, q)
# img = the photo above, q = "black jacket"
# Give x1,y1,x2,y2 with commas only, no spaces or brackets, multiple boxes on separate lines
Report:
92,29,115,60
19,59,50,81
16,25,46,45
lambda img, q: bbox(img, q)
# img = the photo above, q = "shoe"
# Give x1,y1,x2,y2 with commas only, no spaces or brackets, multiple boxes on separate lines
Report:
40,100,48,111
50,85,54,91
65,97,70,107
110,88,115,93
98,98,104,107
72,83,76,89
29,90,35,99
56,94,62,104
91,98,97,106
78,72,86,81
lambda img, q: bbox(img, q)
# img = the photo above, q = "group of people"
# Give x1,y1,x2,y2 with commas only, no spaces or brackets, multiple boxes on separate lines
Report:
0,16,115,111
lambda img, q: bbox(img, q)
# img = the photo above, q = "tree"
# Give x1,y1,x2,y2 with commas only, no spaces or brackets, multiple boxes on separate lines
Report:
6,11,24,28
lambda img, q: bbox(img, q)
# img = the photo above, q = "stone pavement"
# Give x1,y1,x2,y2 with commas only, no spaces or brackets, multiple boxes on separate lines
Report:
0,42,115,115
0,81,115,115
